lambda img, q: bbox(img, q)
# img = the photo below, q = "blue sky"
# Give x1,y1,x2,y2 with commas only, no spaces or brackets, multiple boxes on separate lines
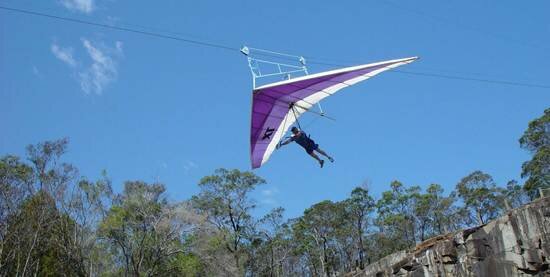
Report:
1,0,549,218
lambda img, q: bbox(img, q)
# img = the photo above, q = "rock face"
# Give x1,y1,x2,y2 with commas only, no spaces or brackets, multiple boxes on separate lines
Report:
350,197,550,277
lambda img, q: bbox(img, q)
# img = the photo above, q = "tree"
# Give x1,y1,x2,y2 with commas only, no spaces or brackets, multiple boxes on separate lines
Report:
455,171,502,225
66,176,116,275
0,155,33,273
414,189,434,242
376,181,420,249
500,180,530,209
247,207,294,277
344,186,375,269
99,181,197,276
291,200,351,276
25,138,76,196
424,184,457,235
413,184,459,240
519,108,550,199
1,191,78,276
191,168,265,274
0,139,103,276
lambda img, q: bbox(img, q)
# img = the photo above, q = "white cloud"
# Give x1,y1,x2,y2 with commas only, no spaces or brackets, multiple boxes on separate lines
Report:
261,198,277,205
50,38,123,95
183,161,198,175
51,43,77,67
260,187,279,205
79,39,123,94
261,188,279,197
59,0,94,14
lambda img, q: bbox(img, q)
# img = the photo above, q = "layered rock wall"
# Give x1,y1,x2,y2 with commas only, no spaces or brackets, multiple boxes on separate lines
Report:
350,197,550,277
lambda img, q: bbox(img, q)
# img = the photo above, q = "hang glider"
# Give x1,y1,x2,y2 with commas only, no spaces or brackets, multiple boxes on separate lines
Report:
242,47,417,169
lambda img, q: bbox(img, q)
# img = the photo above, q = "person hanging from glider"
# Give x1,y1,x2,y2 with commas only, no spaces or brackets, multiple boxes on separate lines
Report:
277,126,334,168
244,45,418,169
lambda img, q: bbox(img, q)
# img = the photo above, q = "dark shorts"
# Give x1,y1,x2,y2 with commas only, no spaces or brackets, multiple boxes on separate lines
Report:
305,143,319,154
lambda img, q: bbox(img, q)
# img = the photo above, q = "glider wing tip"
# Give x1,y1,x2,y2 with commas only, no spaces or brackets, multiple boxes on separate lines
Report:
251,162,261,169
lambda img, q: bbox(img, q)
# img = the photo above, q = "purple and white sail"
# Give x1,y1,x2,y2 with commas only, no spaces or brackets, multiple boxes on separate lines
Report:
250,56,418,169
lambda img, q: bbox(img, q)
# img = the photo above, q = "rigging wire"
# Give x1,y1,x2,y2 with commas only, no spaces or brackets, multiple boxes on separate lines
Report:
1,5,549,90
392,70,550,89
277,109,292,145
0,5,239,53
290,105,303,131
302,114,324,132
304,58,550,89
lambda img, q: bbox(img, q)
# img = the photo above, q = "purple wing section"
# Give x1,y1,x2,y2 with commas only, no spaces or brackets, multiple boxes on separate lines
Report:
250,57,418,168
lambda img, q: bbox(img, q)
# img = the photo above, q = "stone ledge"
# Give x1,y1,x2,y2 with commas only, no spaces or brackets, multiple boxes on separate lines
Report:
347,197,550,277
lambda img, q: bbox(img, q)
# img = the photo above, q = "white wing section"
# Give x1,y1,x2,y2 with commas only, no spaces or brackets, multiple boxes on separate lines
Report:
252,56,418,168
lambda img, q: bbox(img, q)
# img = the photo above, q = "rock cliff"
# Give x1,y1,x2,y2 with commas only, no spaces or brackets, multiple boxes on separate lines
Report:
348,197,550,276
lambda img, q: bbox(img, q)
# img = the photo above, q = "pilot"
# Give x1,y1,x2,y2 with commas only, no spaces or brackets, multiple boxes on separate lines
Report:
277,126,334,168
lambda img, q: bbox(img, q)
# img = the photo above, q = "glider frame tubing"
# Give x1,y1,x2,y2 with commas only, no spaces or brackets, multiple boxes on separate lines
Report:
277,103,305,146
241,46,309,89
277,102,331,147
241,45,330,120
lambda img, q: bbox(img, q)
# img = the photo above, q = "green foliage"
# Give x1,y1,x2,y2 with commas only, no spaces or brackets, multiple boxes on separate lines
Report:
424,184,457,233
170,252,204,276
1,192,84,276
519,108,550,198
0,155,33,226
2,107,547,277
191,168,265,274
0,139,98,277
0,155,33,189
292,200,354,275
344,186,375,269
99,181,197,276
501,180,530,209
376,181,420,248
520,108,550,152
456,171,502,225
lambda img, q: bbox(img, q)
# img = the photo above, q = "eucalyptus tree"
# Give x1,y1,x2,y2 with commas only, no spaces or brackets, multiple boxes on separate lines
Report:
412,183,459,241
247,207,294,277
99,181,198,276
290,217,323,276
501,180,530,209
455,171,502,225
0,155,33,274
0,139,109,276
424,184,457,235
519,108,550,199
376,181,420,248
344,186,375,269
191,168,265,274
291,200,349,276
